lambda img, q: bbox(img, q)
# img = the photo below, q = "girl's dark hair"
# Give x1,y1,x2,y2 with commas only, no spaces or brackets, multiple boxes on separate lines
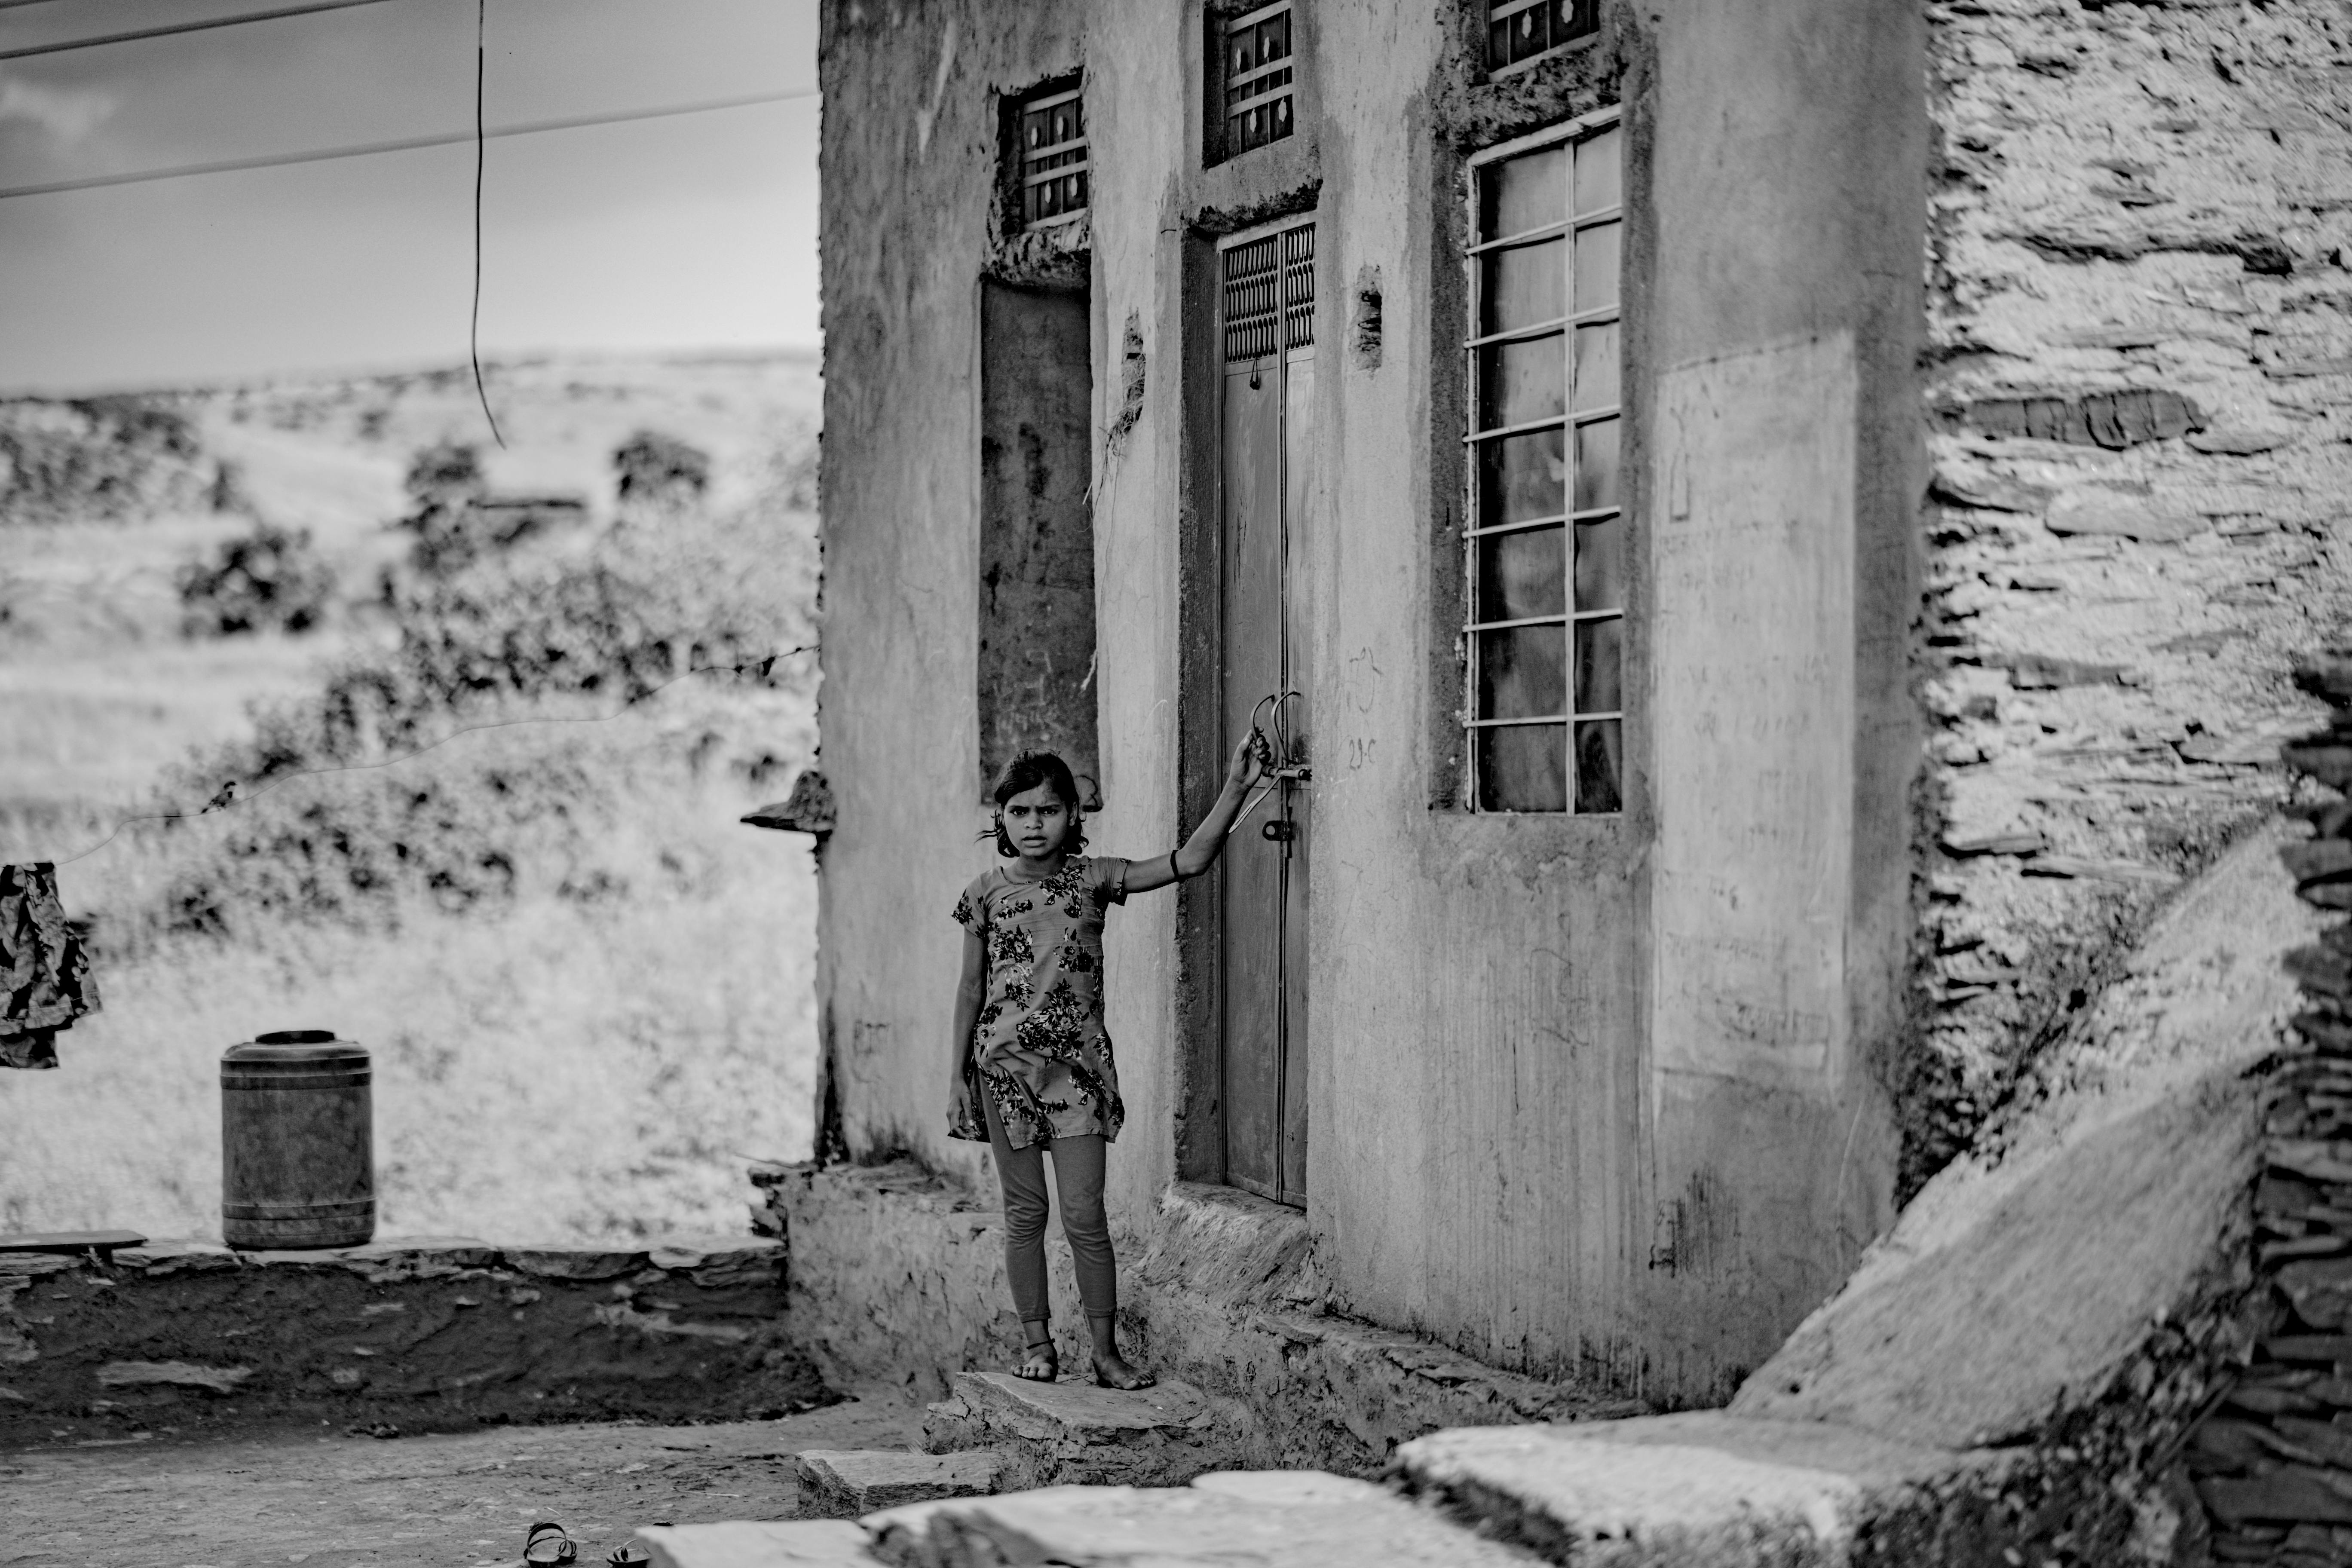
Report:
982,750,1086,858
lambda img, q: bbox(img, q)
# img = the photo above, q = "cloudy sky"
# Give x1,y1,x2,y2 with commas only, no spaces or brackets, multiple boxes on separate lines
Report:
0,0,818,393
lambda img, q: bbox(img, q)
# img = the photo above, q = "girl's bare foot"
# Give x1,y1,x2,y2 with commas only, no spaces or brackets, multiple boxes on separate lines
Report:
1085,1313,1156,1390
1090,1350,1156,1391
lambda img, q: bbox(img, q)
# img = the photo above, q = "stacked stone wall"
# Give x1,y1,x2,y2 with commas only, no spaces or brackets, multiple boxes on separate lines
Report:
2187,648,2352,1558
1914,0,2352,1191
0,1235,824,1445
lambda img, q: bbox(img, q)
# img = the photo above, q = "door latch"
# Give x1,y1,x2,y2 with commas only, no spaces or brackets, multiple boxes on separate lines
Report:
1261,819,1298,842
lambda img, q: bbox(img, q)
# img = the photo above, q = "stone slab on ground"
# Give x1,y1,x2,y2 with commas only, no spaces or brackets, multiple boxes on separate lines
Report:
865,1470,1528,1567
793,1449,999,1517
919,1370,1231,1489
1394,1413,1995,1567
634,1519,882,1568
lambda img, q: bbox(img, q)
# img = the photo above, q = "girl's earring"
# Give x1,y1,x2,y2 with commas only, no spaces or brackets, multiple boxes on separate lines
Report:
995,819,1017,858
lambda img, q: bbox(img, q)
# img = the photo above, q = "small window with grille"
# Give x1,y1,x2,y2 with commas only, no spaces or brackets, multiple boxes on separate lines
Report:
1462,111,1623,815
1218,2,1296,160
1486,0,1599,77
1017,85,1089,231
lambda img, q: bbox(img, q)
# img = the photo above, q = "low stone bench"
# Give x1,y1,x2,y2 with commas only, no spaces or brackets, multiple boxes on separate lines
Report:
0,1234,825,1445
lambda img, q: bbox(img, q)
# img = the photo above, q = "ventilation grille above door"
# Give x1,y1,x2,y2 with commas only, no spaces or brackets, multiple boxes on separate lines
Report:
1223,224,1315,362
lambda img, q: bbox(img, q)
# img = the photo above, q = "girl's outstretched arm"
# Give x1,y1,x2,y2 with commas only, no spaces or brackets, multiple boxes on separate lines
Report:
948,927,986,1123
1125,732,1268,895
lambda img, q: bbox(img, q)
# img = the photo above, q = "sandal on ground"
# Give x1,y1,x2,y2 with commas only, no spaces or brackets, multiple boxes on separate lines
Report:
606,1545,652,1566
1014,1336,1059,1382
1092,1360,1157,1392
524,1522,578,1565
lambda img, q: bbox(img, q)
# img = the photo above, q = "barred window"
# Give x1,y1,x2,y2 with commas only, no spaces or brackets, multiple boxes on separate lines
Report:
1220,2,1295,158
1462,113,1623,814
1018,86,1089,230
1487,0,1599,77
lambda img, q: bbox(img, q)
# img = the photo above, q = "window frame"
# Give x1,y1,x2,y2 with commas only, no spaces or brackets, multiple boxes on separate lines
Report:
1483,0,1603,82
1208,0,1298,165
1460,104,1625,815
1014,82,1090,233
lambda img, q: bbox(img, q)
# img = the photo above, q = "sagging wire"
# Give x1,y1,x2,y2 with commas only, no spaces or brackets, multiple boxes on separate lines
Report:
41,645,818,870
470,0,505,448
1226,689,1302,837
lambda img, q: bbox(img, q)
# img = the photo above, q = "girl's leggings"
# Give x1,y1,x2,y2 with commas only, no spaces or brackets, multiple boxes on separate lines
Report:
982,1090,1117,1323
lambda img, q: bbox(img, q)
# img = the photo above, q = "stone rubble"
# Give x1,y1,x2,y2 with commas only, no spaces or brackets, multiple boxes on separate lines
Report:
2188,646,2352,1562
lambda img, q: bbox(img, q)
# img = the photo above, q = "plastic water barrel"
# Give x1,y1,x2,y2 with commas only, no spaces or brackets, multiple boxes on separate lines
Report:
220,1030,375,1250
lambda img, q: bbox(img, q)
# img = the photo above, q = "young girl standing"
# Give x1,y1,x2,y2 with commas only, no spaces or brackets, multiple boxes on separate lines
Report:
949,734,1267,1389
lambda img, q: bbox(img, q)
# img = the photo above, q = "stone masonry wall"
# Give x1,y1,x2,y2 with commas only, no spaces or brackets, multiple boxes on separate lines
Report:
0,1235,825,1446
2187,648,2352,1559
1914,0,2352,1193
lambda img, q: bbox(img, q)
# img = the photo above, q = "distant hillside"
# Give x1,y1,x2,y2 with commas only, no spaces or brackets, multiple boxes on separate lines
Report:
0,352,828,1246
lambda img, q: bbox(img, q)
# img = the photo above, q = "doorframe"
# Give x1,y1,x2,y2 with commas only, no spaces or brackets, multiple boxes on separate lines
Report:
1171,207,1322,1200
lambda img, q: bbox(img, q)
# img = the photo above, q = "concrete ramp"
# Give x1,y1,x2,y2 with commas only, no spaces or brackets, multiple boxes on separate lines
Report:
1732,821,2314,1449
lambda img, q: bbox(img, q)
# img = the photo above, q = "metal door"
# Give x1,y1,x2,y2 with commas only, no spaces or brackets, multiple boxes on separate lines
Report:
1218,221,1314,1208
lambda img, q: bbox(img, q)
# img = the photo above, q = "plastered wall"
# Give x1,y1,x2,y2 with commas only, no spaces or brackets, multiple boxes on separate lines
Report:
816,0,1923,1406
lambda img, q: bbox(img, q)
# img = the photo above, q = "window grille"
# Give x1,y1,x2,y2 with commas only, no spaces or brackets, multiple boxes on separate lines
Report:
1486,0,1599,77
1222,226,1314,363
1222,2,1295,157
1019,86,1089,230
1462,111,1623,814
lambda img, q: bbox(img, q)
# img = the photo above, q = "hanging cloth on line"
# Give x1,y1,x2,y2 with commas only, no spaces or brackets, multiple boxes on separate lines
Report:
1,863,98,1070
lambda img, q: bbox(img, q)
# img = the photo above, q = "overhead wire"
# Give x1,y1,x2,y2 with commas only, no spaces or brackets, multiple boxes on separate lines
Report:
44,646,821,869
469,0,502,447
0,87,819,202
0,0,403,61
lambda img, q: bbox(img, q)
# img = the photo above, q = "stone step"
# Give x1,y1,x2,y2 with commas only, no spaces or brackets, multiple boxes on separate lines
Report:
865,1470,1529,1567
919,1369,1237,1489
631,1519,882,1568
1391,1411,1988,1565
793,1449,1001,1519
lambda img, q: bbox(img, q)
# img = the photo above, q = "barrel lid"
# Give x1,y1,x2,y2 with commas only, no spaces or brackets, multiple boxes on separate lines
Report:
223,1031,368,1066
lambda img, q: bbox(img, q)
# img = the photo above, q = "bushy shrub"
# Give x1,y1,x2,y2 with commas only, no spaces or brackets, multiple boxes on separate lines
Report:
613,430,710,507
392,441,490,578
176,523,338,637
0,396,210,525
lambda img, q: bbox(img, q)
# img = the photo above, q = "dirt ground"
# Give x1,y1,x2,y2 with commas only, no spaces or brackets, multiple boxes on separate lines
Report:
0,1399,921,1568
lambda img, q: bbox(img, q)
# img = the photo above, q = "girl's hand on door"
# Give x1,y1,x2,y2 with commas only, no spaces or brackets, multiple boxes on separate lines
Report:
1228,731,1268,791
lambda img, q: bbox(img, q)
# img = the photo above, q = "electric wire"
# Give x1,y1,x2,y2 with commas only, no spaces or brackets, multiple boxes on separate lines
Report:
42,645,818,870
469,0,502,448
0,0,401,61
0,86,819,202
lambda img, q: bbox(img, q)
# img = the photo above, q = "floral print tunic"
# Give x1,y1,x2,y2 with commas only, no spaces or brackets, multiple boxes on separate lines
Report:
950,855,1129,1149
